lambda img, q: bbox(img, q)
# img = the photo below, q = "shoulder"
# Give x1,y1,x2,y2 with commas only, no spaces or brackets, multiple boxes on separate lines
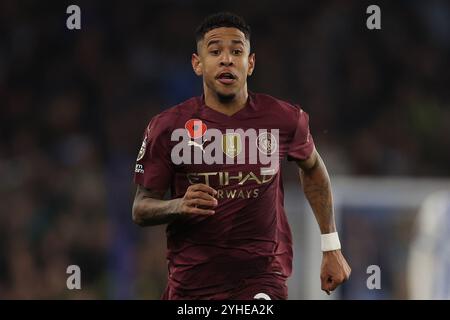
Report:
253,92,305,117
145,96,200,135
252,92,307,130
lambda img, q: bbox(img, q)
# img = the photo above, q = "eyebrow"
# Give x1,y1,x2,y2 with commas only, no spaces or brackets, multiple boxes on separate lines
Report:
206,39,245,47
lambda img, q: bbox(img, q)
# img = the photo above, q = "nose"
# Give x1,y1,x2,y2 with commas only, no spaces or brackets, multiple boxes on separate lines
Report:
219,52,233,67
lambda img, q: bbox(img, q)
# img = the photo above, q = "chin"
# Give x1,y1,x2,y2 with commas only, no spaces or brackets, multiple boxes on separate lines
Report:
214,85,238,101
216,91,236,103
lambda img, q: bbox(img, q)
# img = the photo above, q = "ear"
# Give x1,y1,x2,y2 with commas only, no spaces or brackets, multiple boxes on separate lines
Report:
192,53,203,76
247,53,255,76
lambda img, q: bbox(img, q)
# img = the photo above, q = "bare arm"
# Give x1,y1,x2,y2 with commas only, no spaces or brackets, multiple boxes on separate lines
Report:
132,186,179,226
296,147,335,234
132,184,218,227
297,147,351,294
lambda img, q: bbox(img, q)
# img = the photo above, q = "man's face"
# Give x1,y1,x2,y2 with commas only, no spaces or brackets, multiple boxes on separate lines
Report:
192,27,255,100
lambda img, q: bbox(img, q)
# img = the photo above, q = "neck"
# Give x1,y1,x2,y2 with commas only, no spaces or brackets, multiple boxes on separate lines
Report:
203,84,248,116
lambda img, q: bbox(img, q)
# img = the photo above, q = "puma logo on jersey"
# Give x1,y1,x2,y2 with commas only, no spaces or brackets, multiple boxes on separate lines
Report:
188,139,208,153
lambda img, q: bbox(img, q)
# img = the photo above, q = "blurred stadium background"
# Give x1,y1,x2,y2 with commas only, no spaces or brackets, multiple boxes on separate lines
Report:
0,0,449,299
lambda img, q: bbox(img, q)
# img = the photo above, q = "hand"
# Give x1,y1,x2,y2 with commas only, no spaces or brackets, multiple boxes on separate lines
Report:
320,249,351,295
174,183,218,216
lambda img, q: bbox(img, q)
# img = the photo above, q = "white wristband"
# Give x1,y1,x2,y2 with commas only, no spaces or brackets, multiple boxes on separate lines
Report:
321,232,341,252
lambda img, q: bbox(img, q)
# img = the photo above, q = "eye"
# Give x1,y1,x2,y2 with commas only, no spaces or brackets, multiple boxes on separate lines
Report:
232,49,242,55
210,49,220,56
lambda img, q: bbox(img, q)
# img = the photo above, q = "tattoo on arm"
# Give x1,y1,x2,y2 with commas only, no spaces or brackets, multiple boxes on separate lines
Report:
299,153,336,234
132,185,179,226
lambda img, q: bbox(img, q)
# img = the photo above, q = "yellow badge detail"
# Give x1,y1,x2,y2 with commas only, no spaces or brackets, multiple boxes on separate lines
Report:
222,133,242,158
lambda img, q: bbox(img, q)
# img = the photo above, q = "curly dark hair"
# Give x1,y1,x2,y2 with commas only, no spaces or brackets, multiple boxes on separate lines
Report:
195,12,251,43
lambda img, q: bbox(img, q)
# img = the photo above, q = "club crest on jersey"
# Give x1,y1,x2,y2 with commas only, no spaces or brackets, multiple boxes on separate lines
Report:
257,132,277,155
136,136,147,161
185,119,207,139
222,133,242,158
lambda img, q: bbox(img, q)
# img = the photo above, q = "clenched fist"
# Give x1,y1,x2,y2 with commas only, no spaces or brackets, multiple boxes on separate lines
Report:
320,250,351,295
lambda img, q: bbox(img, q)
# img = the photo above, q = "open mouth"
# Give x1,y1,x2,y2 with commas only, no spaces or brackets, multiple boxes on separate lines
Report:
216,72,237,85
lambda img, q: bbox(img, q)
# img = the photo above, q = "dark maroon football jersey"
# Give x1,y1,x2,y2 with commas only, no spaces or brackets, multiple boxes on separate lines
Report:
134,92,314,295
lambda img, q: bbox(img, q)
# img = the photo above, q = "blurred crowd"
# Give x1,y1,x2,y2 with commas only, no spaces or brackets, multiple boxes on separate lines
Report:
0,0,449,298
